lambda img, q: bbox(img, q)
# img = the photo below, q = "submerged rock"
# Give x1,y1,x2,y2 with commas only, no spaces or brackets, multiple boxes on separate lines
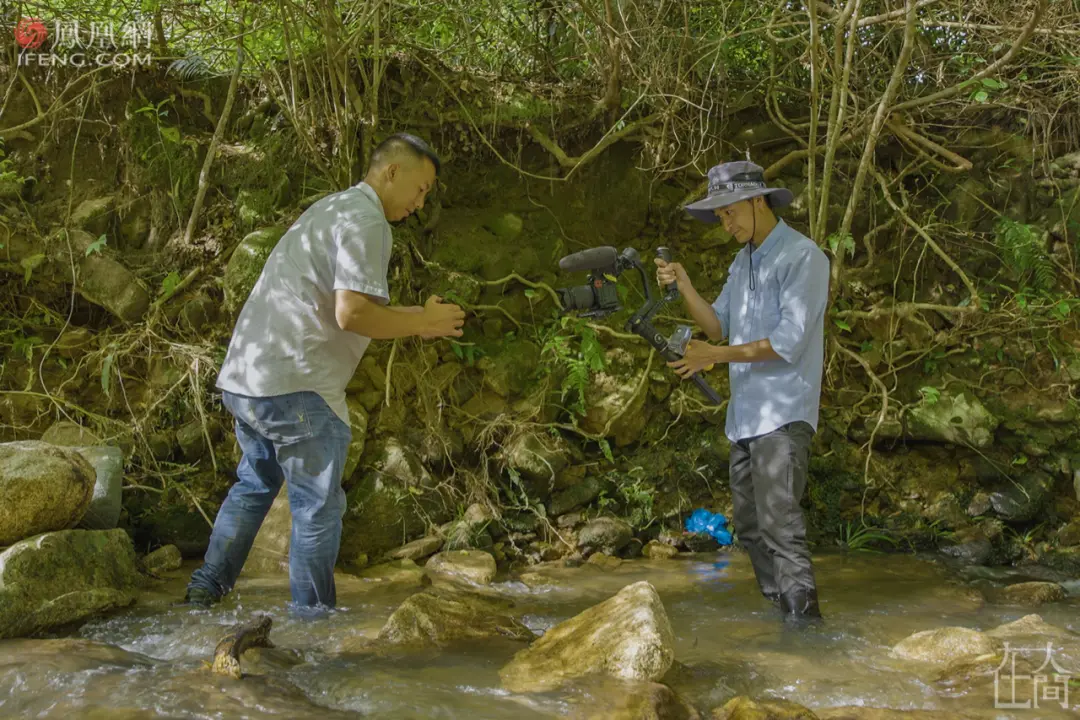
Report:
1000,581,1066,607
499,580,676,693
377,586,534,647
889,626,1001,666
986,613,1078,642
424,550,497,585
0,441,96,546
357,558,429,588
0,529,142,639
576,678,701,720
712,696,818,719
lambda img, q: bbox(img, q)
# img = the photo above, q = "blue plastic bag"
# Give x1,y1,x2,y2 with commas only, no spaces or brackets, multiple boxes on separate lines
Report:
685,508,733,546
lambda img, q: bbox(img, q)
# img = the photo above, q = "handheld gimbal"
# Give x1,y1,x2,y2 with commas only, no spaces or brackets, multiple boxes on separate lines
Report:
555,246,723,406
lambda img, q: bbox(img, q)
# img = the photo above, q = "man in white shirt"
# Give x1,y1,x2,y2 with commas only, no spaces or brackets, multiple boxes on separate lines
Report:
185,134,464,610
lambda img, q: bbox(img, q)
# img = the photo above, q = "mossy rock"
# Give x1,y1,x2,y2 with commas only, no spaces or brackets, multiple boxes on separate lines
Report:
0,529,141,640
340,438,453,561
223,225,286,314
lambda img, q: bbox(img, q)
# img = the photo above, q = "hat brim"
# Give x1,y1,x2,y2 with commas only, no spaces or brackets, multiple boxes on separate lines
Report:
684,187,794,223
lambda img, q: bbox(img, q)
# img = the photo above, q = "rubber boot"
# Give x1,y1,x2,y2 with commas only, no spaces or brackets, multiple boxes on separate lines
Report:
779,587,823,626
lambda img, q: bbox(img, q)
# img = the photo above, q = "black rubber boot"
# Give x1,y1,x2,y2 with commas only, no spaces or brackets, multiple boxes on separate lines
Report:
182,586,218,608
779,587,823,626
763,591,781,606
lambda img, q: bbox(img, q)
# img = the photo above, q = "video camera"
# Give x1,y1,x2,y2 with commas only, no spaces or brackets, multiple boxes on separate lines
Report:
555,246,722,406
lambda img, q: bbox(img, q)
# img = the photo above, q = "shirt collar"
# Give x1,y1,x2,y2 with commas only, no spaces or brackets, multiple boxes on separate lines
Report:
356,181,387,218
748,219,787,262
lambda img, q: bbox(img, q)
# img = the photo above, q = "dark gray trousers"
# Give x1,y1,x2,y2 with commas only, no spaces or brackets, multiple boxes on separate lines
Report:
729,421,818,598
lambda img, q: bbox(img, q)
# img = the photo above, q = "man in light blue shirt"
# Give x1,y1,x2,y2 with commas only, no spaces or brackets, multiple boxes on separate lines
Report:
656,160,829,622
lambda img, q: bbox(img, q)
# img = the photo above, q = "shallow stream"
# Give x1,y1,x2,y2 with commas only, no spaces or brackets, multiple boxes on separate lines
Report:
2,550,1079,719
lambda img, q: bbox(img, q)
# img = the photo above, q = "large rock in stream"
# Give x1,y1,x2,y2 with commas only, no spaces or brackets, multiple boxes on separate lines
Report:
377,585,534,647
0,528,142,639
499,580,676,693
0,441,96,546
889,626,1001,666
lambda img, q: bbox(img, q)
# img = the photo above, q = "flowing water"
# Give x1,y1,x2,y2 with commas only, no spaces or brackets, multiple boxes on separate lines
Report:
2,550,1079,719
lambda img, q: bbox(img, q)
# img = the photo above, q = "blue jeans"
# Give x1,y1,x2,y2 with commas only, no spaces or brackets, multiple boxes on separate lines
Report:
187,390,350,608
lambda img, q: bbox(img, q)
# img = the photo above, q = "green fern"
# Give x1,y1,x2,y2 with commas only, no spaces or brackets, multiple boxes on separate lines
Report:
994,217,1055,292
540,318,605,416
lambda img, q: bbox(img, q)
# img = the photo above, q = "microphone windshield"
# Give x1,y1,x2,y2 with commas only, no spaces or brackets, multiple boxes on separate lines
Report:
558,246,619,273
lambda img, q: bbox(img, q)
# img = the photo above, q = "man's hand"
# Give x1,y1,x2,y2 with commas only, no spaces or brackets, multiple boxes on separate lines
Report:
668,339,718,379
419,295,466,338
654,257,691,291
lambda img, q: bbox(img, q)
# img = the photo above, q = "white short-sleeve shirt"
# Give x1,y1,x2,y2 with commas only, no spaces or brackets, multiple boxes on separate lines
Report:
216,182,391,425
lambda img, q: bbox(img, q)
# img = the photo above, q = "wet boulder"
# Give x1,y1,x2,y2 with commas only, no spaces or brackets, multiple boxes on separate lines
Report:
0,529,142,639
142,544,182,574
387,535,444,562
357,558,429,588
577,517,633,555
643,541,679,560
889,626,1001,666
377,585,534,647
576,679,701,720
712,696,818,719
499,580,676,693
999,581,1066,607
905,391,998,448
424,550,497,585
0,441,96,546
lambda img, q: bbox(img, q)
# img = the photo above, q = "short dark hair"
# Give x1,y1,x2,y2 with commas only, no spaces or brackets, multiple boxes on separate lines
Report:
370,133,441,176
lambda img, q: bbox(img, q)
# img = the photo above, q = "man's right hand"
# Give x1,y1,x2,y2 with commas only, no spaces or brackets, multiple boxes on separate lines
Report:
419,295,466,338
655,258,690,291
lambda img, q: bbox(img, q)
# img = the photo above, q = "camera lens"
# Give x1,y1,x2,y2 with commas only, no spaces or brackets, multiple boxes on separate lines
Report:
557,285,596,311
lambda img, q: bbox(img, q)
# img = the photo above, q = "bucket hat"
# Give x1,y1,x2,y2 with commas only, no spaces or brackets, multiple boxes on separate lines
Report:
684,160,793,223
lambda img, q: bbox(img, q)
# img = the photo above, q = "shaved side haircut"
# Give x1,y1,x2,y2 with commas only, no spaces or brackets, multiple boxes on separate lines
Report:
369,133,441,176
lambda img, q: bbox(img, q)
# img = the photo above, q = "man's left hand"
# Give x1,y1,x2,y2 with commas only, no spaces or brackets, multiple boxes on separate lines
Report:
668,339,720,379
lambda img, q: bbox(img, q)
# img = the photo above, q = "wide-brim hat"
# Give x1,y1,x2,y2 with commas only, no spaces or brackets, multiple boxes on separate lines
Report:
684,160,794,223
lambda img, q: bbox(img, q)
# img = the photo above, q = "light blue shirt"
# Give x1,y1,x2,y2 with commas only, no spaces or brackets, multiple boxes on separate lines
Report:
711,219,830,442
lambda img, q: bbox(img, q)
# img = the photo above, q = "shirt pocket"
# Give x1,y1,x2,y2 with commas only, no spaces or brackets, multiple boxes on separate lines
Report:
758,273,783,335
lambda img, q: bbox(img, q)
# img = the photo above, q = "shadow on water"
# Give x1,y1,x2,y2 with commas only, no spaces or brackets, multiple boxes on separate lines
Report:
1,550,1078,718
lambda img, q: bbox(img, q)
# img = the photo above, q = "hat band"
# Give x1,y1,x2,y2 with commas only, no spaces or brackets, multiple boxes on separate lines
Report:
708,171,767,195
709,180,766,194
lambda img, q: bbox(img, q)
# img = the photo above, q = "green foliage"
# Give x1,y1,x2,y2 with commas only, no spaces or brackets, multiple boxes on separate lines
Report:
85,234,108,256
994,217,1055,292
540,315,604,416
595,466,655,530
837,521,898,553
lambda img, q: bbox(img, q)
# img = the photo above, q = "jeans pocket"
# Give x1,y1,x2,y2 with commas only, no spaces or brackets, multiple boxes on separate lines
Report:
227,391,315,445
